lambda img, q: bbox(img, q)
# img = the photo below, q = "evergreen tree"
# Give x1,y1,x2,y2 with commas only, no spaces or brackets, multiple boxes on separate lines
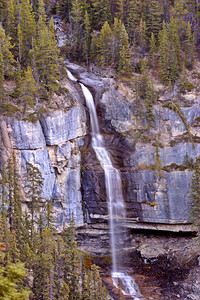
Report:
25,162,43,245
13,60,22,98
5,153,22,234
33,227,56,300
6,0,18,56
37,0,47,22
70,0,84,58
149,32,157,69
19,65,38,112
158,22,170,84
185,22,195,69
168,18,182,83
18,0,36,66
186,0,200,44
35,20,60,94
118,44,132,75
0,0,6,24
90,0,111,30
189,161,200,228
83,11,91,65
138,18,147,55
134,59,156,129
90,30,99,63
97,21,112,66
171,0,188,33
0,45,5,101
0,261,31,299
111,18,131,70
62,217,81,300
126,0,142,43
145,0,162,41
0,23,15,77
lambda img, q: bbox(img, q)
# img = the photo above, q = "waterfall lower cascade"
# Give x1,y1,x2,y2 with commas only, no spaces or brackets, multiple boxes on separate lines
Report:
67,69,143,299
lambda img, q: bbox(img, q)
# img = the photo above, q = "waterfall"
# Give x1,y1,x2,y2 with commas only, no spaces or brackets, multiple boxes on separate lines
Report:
67,69,143,299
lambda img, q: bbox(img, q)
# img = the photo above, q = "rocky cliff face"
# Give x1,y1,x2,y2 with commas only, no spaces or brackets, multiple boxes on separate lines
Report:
0,77,87,229
67,62,200,228
1,62,200,231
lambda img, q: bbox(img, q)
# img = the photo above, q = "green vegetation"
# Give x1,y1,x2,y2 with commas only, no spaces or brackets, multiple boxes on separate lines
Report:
0,154,109,299
134,59,157,129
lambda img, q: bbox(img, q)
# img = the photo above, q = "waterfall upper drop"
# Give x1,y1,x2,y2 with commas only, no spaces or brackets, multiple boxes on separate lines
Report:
67,68,143,299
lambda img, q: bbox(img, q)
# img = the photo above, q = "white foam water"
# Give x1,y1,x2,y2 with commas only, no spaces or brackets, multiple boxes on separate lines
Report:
67,69,143,299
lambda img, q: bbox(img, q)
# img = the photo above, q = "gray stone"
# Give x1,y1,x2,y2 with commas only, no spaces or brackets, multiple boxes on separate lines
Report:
100,86,132,133
65,60,86,75
57,142,71,162
21,148,57,200
40,108,86,145
7,118,46,149
157,104,200,137
160,143,200,166
64,167,84,226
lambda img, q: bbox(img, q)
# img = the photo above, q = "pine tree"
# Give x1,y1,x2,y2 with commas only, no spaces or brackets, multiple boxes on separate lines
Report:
168,18,182,83
112,18,131,70
83,11,91,65
171,0,188,33
13,60,22,98
90,0,111,29
0,261,31,299
0,0,7,24
70,0,84,58
19,65,38,112
97,21,112,66
35,20,60,94
138,18,147,55
149,32,157,69
25,162,43,245
134,59,156,129
126,0,142,43
189,161,200,228
0,23,15,77
62,216,81,300
90,30,99,63
185,22,195,69
6,0,18,56
118,44,132,75
112,0,124,20
33,227,56,300
5,153,22,234
18,0,36,66
37,0,47,22
0,45,5,102
145,0,162,41
186,0,200,44
158,22,170,84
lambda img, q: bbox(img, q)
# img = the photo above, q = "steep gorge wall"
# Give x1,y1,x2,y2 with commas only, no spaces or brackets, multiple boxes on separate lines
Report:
1,62,200,231
0,77,87,229
67,63,200,228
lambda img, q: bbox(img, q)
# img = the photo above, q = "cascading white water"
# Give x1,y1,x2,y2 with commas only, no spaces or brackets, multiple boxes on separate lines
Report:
67,69,143,299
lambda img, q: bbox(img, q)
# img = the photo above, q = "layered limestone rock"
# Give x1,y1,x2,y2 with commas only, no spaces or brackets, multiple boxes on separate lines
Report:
1,62,200,230
0,78,87,228
73,67,200,227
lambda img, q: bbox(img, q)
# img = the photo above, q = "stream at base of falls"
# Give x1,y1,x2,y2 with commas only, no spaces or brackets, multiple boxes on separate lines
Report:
67,69,143,300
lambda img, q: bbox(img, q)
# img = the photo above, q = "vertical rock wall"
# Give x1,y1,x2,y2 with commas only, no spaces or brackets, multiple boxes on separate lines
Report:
0,79,87,228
